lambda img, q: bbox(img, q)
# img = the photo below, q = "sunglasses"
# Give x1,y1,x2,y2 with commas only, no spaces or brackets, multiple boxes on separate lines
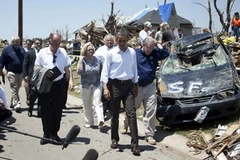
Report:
35,43,42,45
87,49,94,52
53,55,57,63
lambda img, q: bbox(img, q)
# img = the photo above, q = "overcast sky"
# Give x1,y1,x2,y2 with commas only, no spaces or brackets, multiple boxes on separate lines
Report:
0,0,239,41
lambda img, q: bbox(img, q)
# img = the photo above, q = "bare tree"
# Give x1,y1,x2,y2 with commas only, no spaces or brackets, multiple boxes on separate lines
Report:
193,0,212,32
213,0,235,33
52,25,72,40
104,1,121,35
193,0,235,33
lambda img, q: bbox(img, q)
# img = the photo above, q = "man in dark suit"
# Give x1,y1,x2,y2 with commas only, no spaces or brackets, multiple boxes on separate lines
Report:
22,38,43,117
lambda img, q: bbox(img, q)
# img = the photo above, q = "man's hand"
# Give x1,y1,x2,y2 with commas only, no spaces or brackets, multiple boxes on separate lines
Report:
0,99,6,110
0,69,3,76
24,76,30,82
133,84,138,98
150,29,156,37
68,80,74,91
103,88,111,101
47,70,54,78
157,42,163,49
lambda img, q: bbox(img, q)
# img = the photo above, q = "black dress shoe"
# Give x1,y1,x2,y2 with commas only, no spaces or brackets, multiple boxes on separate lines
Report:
131,147,140,156
110,141,118,149
50,135,62,145
40,135,50,145
15,108,21,113
27,111,32,117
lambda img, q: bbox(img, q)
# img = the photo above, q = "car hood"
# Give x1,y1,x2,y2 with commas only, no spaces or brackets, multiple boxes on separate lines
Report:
159,64,234,98
173,33,213,49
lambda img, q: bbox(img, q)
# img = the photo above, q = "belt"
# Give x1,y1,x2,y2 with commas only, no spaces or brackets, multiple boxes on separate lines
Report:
110,79,132,83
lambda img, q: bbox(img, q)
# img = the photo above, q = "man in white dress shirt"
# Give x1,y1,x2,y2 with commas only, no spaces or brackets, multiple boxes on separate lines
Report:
35,33,73,145
101,30,140,156
94,34,115,64
139,21,155,45
95,34,115,118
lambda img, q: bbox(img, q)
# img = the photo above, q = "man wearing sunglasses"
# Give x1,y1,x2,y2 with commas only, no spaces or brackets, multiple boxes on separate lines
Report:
22,38,43,117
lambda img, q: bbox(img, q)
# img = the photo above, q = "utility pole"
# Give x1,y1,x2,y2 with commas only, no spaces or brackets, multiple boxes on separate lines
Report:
164,0,167,4
18,0,23,46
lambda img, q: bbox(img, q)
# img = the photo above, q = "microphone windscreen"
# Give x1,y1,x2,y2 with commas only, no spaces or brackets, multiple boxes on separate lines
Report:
82,149,99,160
62,125,80,149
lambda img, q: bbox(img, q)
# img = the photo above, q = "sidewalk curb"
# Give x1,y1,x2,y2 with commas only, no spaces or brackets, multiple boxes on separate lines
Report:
67,94,209,160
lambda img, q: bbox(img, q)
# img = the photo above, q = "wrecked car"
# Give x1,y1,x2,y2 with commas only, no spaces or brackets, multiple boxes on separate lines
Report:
156,33,240,125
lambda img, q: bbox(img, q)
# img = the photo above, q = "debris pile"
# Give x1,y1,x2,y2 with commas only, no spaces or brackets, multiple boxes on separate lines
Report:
0,39,8,48
186,125,240,159
228,42,240,69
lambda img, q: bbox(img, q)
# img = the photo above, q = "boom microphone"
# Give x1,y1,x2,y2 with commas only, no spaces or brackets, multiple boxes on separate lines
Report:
82,149,99,160
62,125,80,150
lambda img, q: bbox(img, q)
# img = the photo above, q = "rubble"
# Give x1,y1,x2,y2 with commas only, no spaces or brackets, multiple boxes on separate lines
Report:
186,124,240,159
0,39,8,48
228,42,240,70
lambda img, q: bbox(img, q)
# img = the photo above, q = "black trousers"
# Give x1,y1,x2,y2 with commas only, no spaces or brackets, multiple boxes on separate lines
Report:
28,84,39,113
101,82,111,116
0,109,12,122
38,79,65,137
108,79,138,148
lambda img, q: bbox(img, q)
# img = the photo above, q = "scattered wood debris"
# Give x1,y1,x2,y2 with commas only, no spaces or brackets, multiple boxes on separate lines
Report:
186,125,240,159
226,42,240,71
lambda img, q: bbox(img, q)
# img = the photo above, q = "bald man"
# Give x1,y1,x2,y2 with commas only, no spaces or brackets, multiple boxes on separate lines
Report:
35,33,73,145
0,36,26,113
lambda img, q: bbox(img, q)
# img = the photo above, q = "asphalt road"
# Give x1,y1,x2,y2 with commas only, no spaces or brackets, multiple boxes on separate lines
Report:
0,80,204,160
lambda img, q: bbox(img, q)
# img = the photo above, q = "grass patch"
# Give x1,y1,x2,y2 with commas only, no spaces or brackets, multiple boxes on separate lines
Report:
68,64,81,98
162,110,240,137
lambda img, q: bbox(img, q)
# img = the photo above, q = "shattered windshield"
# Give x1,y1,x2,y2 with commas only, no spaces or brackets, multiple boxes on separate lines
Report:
161,44,228,75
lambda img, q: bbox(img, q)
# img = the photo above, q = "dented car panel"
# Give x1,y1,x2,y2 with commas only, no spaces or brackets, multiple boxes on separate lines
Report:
157,33,240,125
160,64,233,98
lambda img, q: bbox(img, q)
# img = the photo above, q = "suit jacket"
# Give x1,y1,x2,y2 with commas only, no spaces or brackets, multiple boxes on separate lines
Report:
22,49,37,79
31,67,52,94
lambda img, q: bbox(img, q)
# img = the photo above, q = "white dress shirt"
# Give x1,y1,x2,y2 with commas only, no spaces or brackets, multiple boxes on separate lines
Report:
94,45,115,64
101,46,138,84
139,30,151,44
35,47,71,81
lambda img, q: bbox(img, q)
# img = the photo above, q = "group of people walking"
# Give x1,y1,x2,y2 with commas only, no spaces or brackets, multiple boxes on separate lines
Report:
0,33,73,145
0,20,174,156
76,24,172,155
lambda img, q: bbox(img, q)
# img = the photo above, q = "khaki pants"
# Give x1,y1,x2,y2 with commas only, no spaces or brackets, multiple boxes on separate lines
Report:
124,82,157,137
80,85,104,125
135,82,157,137
6,72,23,107
23,80,30,103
